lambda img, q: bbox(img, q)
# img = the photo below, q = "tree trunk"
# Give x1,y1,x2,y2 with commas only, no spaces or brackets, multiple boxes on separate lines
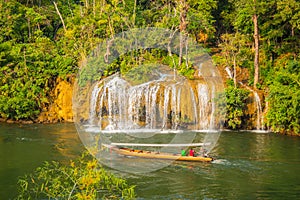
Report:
53,1,66,33
253,13,259,88
179,0,188,66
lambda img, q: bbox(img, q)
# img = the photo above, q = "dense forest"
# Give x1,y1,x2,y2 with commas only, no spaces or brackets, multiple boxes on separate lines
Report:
0,0,299,134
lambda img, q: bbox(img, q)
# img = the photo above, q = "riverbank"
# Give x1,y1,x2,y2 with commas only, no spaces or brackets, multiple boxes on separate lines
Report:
1,117,298,136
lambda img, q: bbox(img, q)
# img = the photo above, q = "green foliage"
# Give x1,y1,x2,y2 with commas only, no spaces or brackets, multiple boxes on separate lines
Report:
0,37,76,119
221,80,250,129
0,0,300,134
215,32,252,66
161,54,195,79
262,0,300,56
83,49,196,86
188,0,217,42
213,0,299,133
0,1,77,120
123,63,160,85
266,59,300,134
137,0,217,42
213,32,252,85
16,151,135,200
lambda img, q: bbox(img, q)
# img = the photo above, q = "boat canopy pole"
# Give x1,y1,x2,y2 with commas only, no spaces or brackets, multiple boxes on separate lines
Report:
109,142,211,147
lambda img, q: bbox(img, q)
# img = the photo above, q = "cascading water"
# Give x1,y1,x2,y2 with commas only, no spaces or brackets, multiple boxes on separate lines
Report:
240,82,264,130
197,84,210,129
253,91,264,130
88,73,214,132
89,83,102,125
225,67,233,79
94,76,131,130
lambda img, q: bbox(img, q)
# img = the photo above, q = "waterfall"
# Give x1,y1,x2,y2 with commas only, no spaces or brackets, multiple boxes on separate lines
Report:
72,27,228,173
240,82,264,130
89,83,102,125
171,84,181,129
92,75,130,130
88,75,214,131
190,87,198,129
162,86,171,129
197,84,209,129
225,67,232,78
253,91,264,130
209,85,216,130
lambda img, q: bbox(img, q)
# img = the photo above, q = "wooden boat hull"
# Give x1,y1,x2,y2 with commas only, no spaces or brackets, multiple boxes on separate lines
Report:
110,147,213,162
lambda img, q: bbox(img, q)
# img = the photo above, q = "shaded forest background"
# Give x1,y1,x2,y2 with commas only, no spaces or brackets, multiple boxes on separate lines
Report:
0,0,299,134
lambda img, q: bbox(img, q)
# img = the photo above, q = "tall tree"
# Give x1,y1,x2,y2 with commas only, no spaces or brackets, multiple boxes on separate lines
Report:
253,0,259,88
228,0,267,88
178,0,188,66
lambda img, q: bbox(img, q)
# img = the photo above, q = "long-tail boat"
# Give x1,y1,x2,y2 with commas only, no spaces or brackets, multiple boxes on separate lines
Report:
104,142,213,162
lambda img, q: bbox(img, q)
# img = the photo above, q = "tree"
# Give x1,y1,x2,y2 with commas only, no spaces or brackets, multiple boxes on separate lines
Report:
228,0,268,88
266,0,300,57
214,32,251,87
253,0,260,88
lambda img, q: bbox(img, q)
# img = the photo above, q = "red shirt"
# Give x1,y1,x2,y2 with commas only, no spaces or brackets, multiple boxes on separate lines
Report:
189,149,195,156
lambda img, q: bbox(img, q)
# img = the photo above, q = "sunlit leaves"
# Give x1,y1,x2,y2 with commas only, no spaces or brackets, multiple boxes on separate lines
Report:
16,151,135,199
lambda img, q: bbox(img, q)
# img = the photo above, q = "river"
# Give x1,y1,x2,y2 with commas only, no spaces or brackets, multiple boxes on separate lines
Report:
1,123,300,199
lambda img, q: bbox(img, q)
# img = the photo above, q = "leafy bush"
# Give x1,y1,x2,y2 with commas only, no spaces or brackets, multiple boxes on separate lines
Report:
16,152,135,200
216,80,249,129
266,59,300,134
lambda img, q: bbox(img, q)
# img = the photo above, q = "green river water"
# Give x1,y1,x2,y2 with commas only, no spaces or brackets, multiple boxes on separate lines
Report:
0,123,300,199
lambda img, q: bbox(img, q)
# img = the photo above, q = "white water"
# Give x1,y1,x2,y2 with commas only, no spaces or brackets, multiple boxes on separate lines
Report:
197,84,209,129
253,91,264,130
240,83,264,130
89,83,102,125
225,67,232,78
88,74,215,132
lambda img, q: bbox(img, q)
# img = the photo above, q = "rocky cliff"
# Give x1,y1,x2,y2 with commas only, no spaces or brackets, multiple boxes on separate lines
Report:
37,78,74,123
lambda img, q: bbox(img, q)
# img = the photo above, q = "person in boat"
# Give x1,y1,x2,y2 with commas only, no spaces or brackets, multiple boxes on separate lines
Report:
203,149,209,157
198,148,209,157
181,148,187,156
189,148,195,157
